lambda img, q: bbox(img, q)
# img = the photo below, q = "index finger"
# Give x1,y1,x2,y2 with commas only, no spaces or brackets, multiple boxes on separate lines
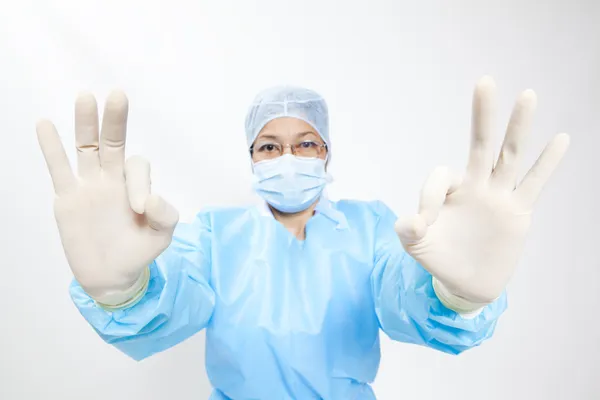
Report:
36,120,78,196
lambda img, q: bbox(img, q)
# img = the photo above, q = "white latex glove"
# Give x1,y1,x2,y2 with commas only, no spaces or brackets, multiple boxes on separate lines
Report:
395,76,570,315
37,91,179,309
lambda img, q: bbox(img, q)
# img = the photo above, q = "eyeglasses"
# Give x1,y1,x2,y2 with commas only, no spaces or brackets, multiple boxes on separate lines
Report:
250,140,328,161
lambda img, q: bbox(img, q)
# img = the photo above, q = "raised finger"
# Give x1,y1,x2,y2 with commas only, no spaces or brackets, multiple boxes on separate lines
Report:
36,120,77,196
515,133,570,208
75,92,101,178
465,76,496,183
491,89,537,189
100,90,129,177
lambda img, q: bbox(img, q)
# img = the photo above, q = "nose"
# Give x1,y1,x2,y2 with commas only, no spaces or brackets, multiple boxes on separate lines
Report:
281,144,294,155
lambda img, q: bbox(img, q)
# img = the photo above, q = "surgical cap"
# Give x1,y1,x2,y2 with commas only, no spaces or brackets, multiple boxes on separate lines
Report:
244,86,330,153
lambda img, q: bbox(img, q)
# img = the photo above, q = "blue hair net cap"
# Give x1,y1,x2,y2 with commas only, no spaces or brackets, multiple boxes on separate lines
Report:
244,86,330,153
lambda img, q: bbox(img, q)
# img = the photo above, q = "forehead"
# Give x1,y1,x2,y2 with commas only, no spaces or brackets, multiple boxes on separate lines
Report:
256,117,318,140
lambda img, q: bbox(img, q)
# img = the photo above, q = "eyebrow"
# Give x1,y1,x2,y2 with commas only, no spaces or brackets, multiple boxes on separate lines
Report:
256,134,279,141
297,131,318,138
257,131,318,141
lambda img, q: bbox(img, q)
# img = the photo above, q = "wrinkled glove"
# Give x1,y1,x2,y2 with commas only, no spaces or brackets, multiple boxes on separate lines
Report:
37,91,179,309
396,76,570,316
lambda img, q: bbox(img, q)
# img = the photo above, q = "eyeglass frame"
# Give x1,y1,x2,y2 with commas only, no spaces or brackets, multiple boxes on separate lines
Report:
249,139,328,159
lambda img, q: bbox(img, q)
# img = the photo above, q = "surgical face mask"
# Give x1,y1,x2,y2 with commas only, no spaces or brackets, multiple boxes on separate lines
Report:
252,154,331,213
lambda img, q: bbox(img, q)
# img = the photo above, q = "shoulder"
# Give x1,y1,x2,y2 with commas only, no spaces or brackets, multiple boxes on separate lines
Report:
176,205,256,234
331,199,398,223
196,205,256,224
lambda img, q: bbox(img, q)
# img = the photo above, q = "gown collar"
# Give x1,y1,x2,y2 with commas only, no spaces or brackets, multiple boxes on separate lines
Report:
255,193,349,230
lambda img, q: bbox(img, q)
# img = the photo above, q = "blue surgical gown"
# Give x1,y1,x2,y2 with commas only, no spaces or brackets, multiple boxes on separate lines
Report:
70,198,507,399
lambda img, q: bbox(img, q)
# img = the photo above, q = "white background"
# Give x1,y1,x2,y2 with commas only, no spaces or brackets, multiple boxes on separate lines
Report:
1,1,598,399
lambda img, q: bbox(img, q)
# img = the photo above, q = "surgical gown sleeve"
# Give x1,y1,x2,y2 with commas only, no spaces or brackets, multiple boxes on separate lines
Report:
369,201,508,355
69,212,216,361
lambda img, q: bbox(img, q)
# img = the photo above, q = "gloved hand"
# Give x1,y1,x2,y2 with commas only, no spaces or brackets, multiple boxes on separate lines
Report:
395,76,570,315
37,91,179,309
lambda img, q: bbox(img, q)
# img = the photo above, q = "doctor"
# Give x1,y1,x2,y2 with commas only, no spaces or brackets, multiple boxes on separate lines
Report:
36,76,569,399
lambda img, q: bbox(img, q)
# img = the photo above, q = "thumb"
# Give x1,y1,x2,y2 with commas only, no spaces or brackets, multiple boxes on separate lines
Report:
395,166,461,247
145,194,179,232
418,166,462,225
395,214,428,246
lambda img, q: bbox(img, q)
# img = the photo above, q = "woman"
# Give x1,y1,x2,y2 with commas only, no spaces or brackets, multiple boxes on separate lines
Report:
36,77,569,399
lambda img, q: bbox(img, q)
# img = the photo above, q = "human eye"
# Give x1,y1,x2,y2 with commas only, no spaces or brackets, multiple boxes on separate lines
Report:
256,142,280,153
294,141,323,157
298,141,318,149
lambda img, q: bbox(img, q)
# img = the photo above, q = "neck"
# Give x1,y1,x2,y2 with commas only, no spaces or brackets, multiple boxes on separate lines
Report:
270,202,318,240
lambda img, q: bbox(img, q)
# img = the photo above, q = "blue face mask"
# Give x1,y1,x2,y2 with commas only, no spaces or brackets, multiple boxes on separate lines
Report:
252,154,331,213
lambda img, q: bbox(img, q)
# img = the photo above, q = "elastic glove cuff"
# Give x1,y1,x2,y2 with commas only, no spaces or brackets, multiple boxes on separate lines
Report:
432,277,488,319
94,266,151,311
